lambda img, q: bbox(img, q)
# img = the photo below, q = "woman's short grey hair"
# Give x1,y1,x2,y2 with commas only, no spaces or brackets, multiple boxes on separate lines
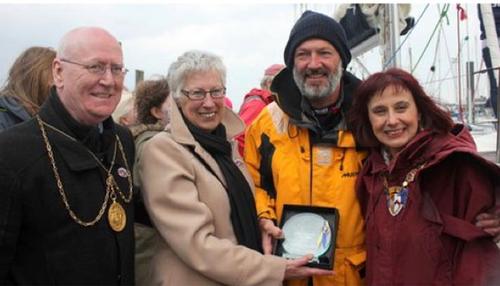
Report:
167,50,226,100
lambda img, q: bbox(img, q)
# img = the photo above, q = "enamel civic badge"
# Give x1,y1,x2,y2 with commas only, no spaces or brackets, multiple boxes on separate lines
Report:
386,185,409,216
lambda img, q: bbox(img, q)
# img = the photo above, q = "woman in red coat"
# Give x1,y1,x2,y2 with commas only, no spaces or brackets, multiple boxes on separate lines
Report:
349,68,500,285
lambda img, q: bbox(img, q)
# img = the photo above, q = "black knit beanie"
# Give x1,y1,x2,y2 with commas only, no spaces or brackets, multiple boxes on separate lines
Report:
284,10,351,69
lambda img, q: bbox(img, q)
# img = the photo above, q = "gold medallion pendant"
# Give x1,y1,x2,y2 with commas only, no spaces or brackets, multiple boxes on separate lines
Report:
108,200,126,232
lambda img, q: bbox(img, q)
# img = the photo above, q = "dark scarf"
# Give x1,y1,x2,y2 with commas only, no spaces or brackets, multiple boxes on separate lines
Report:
49,88,115,154
186,120,263,253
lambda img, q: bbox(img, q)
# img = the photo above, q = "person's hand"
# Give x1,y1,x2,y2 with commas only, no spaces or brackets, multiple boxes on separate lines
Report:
284,254,334,280
475,207,500,243
258,218,283,254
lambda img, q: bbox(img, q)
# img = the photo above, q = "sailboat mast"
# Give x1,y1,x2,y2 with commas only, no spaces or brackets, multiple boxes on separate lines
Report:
457,6,465,124
383,4,401,69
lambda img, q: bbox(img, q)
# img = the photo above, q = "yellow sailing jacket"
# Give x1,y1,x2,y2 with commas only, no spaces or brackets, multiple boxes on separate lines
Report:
244,68,367,286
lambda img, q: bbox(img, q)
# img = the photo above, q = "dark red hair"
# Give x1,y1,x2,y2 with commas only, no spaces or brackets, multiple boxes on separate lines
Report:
348,68,453,148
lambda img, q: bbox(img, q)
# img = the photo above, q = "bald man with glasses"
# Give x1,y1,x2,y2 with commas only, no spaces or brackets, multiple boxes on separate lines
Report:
0,27,135,285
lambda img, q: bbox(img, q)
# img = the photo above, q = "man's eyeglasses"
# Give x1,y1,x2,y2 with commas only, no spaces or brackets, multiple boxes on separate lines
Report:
60,59,128,77
181,87,226,101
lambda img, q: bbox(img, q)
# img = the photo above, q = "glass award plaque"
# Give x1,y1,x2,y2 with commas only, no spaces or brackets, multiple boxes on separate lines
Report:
274,204,339,269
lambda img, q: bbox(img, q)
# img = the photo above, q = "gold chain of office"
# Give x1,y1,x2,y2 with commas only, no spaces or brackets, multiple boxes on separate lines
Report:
36,115,133,232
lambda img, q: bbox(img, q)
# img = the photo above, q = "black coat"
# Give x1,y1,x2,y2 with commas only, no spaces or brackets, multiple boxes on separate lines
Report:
0,92,135,285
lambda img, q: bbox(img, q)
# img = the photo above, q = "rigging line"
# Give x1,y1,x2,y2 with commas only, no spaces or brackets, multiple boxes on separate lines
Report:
426,20,442,85
422,73,469,85
429,4,444,72
433,3,446,100
436,22,445,99
432,4,450,99
411,4,451,73
353,57,371,78
383,3,430,69
439,8,458,96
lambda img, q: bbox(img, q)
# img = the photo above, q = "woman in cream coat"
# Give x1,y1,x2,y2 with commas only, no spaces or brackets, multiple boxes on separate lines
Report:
139,50,330,286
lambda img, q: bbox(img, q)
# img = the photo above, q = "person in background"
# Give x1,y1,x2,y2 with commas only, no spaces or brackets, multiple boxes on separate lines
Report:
113,87,137,127
139,50,331,286
350,67,500,285
0,46,56,131
0,27,135,284
132,78,170,182
236,63,284,156
130,77,169,286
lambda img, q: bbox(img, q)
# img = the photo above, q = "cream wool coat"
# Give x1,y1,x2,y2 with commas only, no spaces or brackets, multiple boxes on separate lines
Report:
139,95,286,286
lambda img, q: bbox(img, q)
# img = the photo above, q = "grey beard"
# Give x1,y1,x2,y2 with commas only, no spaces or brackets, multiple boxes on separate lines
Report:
293,66,343,100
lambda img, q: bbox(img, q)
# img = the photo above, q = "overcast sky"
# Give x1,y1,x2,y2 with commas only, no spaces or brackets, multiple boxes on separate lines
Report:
0,2,489,108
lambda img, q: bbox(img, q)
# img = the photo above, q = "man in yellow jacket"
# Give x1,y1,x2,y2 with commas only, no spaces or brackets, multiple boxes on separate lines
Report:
244,10,367,285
